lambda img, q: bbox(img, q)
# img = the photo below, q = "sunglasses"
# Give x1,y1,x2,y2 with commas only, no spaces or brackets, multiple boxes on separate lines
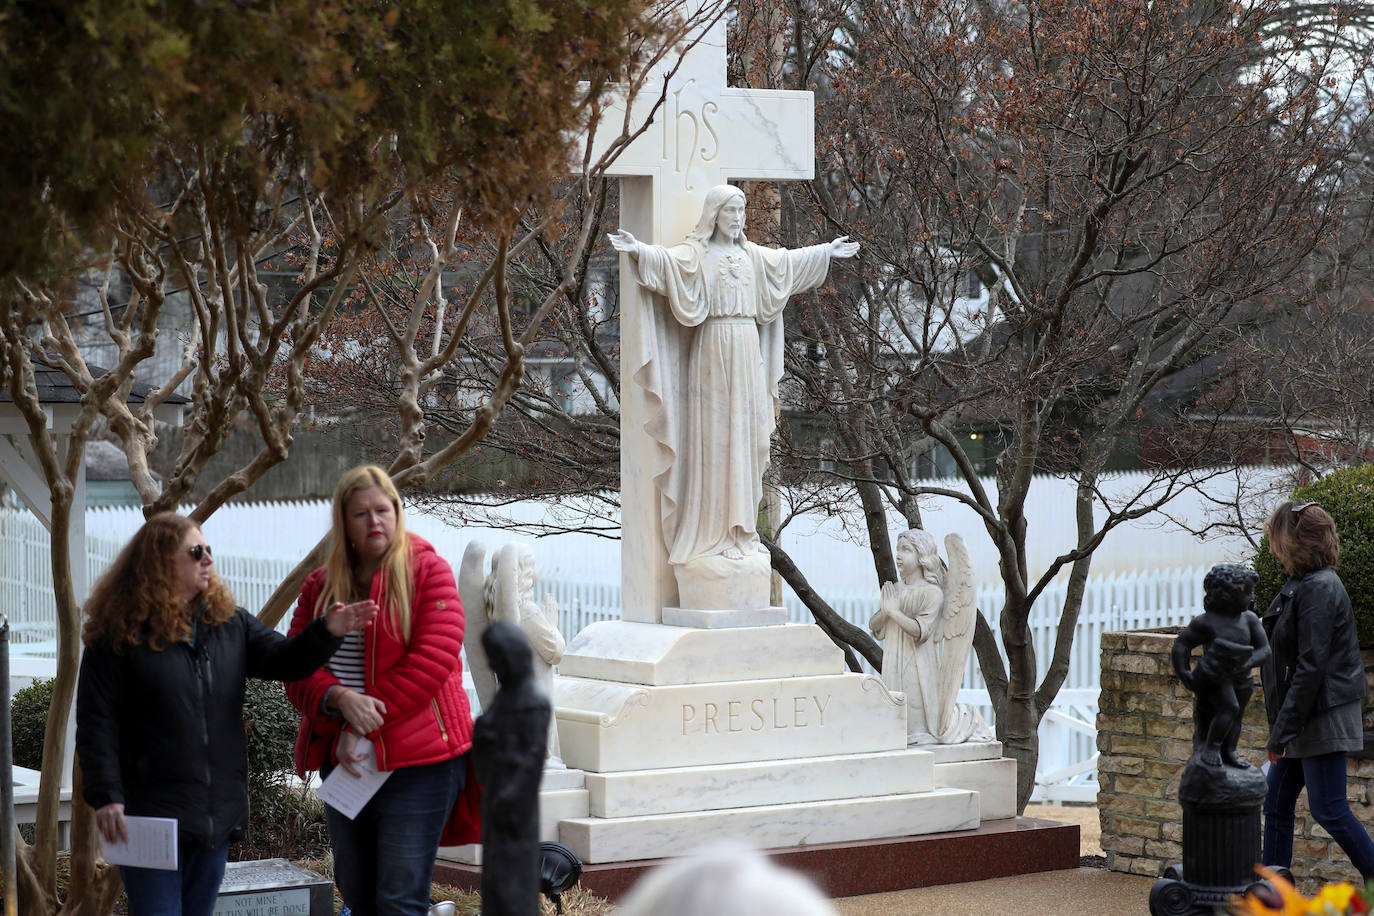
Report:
188,544,212,562
1291,502,1319,516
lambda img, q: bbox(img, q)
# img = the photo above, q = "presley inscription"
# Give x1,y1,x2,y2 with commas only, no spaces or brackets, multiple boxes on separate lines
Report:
682,694,831,736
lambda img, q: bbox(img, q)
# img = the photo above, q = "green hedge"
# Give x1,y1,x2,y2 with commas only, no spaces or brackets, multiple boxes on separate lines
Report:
11,678,55,770
1255,465,1374,647
238,679,329,861
242,678,300,786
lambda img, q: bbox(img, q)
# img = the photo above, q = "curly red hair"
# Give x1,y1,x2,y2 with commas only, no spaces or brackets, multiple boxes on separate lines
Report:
83,512,237,652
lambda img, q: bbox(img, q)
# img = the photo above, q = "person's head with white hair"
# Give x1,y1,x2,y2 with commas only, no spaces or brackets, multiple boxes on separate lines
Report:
613,842,838,916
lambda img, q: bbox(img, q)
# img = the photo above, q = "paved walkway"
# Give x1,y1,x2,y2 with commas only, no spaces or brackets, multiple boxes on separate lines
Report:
836,867,1155,915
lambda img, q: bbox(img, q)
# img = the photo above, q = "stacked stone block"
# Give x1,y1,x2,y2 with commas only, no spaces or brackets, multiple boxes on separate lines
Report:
1097,627,1374,893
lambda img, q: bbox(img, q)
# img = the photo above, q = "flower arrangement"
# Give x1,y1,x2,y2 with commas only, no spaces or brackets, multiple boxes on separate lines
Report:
1229,867,1372,915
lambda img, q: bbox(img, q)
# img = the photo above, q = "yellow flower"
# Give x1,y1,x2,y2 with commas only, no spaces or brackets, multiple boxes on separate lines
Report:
1308,883,1358,914
1230,870,1373,916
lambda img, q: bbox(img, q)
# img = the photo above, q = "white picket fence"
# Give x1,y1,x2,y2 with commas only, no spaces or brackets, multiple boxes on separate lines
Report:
0,506,1213,801
73,468,1262,590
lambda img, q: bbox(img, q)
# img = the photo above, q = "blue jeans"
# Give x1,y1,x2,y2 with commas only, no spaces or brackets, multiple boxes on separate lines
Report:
119,841,229,916
324,754,465,916
1263,751,1374,879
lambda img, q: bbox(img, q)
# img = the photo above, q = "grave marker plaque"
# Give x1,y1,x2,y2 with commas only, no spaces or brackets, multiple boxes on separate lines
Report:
212,858,332,916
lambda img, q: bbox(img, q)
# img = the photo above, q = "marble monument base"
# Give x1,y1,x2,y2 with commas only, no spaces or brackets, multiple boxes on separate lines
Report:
215,859,333,916
545,620,1019,864
661,604,788,628
673,551,772,611
557,620,842,685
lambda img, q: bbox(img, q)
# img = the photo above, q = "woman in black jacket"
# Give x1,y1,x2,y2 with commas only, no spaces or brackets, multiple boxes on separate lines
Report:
76,512,375,916
1260,500,1374,880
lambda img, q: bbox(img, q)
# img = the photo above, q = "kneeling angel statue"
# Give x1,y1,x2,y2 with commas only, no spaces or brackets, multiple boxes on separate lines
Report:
869,530,994,746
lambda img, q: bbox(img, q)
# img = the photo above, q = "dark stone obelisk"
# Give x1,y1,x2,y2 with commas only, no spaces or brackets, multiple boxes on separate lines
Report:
473,622,551,916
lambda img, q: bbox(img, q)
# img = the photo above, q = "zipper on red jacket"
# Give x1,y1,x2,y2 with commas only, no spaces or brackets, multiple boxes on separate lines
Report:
367,572,385,771
431,698,449,742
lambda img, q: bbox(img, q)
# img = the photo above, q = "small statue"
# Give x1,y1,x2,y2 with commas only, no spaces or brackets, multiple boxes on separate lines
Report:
869,529,992,746
459,541,566,764
1171,564,1270,768
1152,563,1274,915
473,621,551,916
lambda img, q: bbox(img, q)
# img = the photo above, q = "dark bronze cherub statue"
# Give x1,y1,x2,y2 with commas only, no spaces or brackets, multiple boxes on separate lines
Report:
1171,564,1270,768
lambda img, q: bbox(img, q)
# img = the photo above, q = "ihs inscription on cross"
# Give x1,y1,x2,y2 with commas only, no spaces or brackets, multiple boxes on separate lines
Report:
580,0,815,623
585,1,815,244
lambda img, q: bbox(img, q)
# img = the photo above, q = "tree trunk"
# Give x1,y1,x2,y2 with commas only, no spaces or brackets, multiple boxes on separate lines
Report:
15,842,56,915
854,466,897,588
257,537,331,628
1001,693,1044,814
61,767,123,916
763,535,882,671
56,865,122,916
1001,591,1042,813
34,494,79,906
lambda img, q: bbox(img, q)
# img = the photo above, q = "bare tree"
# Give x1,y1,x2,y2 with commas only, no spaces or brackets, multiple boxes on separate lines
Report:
0,0,676,910
767,0,1368,809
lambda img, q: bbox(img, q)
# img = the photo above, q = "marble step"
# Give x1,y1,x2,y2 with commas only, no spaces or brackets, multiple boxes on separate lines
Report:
555,672,906,772
587,748,936,818
559,787,981,864
558,620,845,686
935,755,1017,821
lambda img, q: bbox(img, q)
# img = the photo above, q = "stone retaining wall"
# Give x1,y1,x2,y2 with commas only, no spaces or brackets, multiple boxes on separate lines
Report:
1097,628,1374,892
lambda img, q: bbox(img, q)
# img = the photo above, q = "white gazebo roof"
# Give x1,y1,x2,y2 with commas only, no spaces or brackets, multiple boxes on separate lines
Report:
0,363,187,563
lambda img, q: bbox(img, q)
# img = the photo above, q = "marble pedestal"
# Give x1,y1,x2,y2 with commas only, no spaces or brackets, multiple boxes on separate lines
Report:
546,619,1016,864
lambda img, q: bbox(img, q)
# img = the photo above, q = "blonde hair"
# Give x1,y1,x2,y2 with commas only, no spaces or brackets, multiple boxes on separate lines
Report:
83,512,236,651
317,465,415,642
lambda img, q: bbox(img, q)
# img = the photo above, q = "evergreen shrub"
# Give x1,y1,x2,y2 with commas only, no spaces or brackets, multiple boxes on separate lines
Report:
10,677,55,770
237,678,328,861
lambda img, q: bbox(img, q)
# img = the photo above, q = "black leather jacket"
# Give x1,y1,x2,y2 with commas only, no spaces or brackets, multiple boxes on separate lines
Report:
76,610,341,849
1260,567,1367,754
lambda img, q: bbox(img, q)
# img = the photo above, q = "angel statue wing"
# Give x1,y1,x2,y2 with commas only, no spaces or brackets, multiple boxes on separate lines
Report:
933,532,978,742
458,540,497,715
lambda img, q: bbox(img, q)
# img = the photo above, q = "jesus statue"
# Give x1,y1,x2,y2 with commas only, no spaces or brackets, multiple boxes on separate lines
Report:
609,184,859,610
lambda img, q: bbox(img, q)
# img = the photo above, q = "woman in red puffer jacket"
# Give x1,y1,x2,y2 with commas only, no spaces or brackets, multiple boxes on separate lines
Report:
286,465,478,916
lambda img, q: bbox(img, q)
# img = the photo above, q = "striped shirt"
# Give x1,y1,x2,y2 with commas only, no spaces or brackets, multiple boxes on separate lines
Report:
329,631,366,692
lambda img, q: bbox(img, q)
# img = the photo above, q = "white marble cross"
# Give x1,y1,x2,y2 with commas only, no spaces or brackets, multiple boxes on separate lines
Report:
581,0,815,622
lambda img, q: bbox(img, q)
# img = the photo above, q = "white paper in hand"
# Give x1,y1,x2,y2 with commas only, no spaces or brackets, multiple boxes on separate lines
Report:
101,816,178,870
317,736,393,819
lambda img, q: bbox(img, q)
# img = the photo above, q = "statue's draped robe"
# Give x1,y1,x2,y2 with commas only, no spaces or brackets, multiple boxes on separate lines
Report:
875,581,945,745
630,238,832,565
874,577,994,746
518,595,566,762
